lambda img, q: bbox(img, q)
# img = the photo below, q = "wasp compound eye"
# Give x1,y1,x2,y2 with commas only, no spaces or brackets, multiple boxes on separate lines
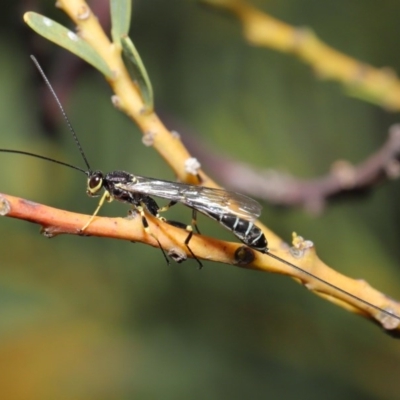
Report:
88,172,103,193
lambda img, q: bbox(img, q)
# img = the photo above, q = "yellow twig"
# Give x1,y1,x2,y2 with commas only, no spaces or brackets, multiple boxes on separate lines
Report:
203,0,400,111
56,0,203,185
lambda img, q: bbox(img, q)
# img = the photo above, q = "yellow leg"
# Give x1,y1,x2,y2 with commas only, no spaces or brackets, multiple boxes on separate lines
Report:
80,191,111,232
157,200,177,214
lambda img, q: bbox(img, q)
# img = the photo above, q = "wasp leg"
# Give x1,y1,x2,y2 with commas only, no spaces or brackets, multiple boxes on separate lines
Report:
166,220,203,269
196,173,203,184
191,209,201,234
159,202,201,236
80,191,112,232
137,203,170,266
157,200,177,214
141,197,202,268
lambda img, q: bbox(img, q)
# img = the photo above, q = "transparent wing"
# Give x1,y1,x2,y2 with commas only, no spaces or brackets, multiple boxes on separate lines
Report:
119,176,262,221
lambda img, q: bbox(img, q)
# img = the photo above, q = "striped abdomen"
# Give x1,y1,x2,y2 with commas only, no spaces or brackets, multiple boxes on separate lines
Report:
207,212,267,252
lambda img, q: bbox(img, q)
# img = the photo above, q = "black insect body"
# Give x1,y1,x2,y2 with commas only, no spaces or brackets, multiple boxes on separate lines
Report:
84,169,269,268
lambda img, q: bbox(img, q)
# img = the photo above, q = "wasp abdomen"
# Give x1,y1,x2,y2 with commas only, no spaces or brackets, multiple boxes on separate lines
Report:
207,212,268,252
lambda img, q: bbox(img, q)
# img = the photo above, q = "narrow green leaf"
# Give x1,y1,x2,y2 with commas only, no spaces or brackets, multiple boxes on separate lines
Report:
121,36,154,113
24,12,113,78
110,0,132,44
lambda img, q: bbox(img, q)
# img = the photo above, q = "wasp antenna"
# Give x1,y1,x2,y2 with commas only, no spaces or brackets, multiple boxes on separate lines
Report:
30,55,92,173
0,149,88,174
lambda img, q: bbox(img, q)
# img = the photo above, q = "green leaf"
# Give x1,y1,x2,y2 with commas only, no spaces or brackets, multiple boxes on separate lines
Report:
110,0,132,44
121,36,154,113
24,12,113,78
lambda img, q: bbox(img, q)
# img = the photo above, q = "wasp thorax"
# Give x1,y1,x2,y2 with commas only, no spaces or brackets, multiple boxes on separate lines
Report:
87,171,104,196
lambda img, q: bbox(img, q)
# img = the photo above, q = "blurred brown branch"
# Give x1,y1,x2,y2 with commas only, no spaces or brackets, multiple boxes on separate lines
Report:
184,124,400,214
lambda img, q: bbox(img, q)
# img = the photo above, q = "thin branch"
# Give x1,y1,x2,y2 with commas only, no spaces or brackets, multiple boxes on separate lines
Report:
1,192,400,334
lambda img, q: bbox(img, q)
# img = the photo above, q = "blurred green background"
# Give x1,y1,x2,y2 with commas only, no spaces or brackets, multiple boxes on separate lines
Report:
1,0,400,399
